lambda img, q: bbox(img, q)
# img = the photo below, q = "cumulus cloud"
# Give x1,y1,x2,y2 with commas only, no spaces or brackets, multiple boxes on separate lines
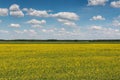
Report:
27,19,46,25
90,15,105,20
9,4,20,11
112,16,120,27
0,8,8,16
88,0,108,6
23,8,79,20
88,26,120,39
22,8,28,12
90,25,120,33
41,27,80,37
110,0,120,8
113,20,120,27
54,28,81,36
90,25,102,30
41,28,60,33
27,19,46,28
51,12,79,21
9,4,24,17
31,25,43,28
15,29,37,34
10,10,24,17
23,8,49,17
50,12,79,27
23,8,79,25
89,25,120,39
42,29,54,33
28,29,37,34
10,23,21,28
57,19,76,27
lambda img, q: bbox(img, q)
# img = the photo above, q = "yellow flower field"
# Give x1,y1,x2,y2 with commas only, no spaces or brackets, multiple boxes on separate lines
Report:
0,44,120,80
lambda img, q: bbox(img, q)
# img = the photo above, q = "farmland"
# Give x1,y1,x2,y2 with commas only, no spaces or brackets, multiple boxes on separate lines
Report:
0,44,120,80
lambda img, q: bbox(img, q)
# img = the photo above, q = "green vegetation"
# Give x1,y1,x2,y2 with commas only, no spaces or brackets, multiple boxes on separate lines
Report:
0,44,120,80
1,40,120,44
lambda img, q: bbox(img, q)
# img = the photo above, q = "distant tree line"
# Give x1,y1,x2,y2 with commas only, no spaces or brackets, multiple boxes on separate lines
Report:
0,39,120,42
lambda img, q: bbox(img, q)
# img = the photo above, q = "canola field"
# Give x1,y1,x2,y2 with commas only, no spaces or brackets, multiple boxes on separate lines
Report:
0,44,120,80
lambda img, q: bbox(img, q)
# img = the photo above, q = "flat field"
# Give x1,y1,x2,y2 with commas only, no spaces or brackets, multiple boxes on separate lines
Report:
0,44,120,80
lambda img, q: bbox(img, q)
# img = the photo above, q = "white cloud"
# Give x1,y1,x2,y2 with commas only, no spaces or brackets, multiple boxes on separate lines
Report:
90,25,102,30
111,0,120,8
0,8,8,16
57,19,76,27
112,16,120,27
0,30,9,34
103,28,120,34
10,10,24,17
24,8,49,17
42,29,54,33
42,29,47,32
54,28,81,36
29,29,37,34
51,12,79,27
88,26,120,39
9,4,20,11
88,0,108,6
41,28,58,33
9,4,24,17
113,20,120,27
23,9,79,20
42,27,80,37
22,8,28,12
31,25,43,28
10,23,21,28
27,19,46,28
27,19,46,25
90,25,120,33
51,12,79,21
14,30,24,34
15,29,37,34
90,15,105,20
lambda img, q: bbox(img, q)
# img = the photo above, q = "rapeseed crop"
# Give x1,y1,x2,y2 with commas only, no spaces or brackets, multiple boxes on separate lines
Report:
0,44,119,80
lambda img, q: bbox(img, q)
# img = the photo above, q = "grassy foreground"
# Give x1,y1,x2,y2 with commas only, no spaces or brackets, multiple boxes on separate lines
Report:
0,44,120,80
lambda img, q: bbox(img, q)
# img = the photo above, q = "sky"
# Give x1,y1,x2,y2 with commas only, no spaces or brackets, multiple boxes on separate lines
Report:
0,0,120,40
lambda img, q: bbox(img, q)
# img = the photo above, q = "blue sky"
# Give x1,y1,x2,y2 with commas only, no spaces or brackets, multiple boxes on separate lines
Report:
0,0,120,40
